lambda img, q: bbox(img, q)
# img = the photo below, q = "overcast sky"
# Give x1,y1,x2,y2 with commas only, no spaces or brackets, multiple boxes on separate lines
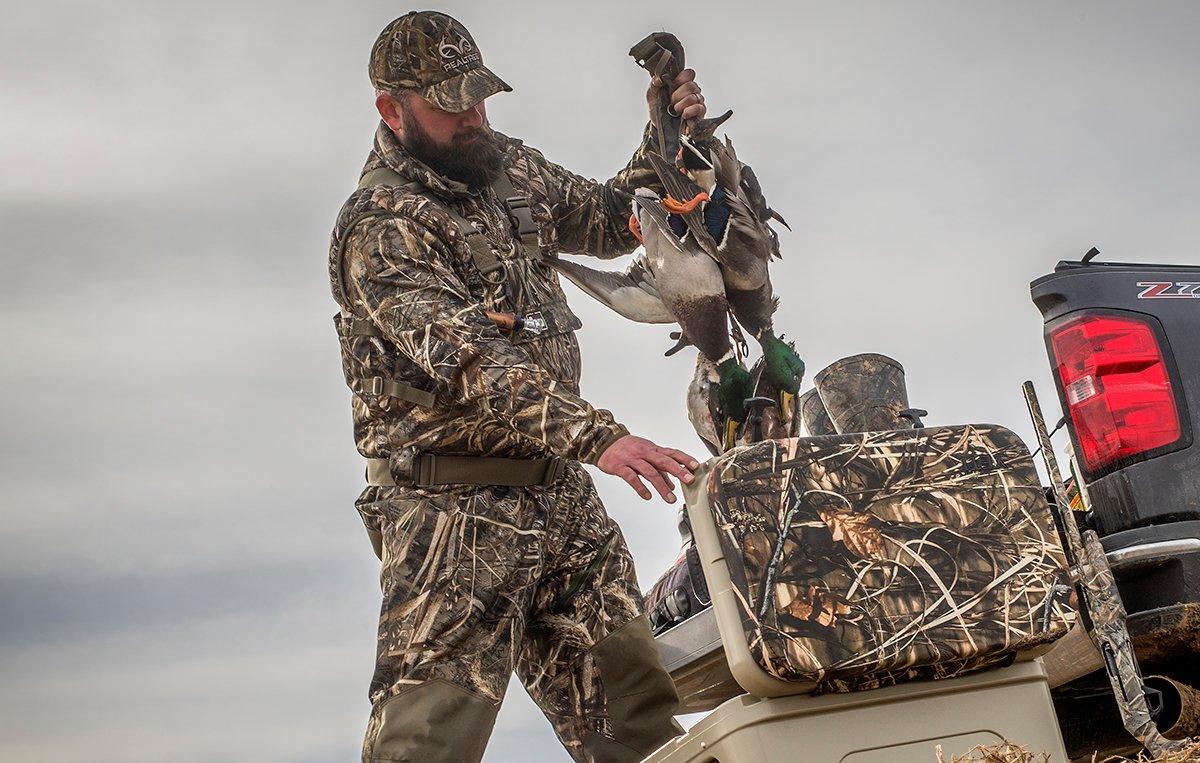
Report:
3,1,1199,761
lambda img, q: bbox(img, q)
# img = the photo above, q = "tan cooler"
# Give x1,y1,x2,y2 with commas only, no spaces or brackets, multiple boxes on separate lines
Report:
647,426,1075,761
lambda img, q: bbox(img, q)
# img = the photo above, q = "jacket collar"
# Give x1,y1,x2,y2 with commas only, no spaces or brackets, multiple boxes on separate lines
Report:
366,121,474,199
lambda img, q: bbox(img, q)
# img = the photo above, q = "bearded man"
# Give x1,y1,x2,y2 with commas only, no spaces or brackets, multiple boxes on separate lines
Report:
329,11,708,762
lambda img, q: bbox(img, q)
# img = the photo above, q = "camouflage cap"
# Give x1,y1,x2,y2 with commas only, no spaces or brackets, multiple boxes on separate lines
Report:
369,11,512,112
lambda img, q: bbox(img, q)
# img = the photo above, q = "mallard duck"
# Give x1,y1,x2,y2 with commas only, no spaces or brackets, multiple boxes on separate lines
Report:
686,354,727,456
687,348,802,455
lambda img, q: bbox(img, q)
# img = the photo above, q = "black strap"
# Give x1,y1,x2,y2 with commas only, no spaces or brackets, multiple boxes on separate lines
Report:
629,32,686,163
333,315,436,409
349,317,382,337
490,172,540,254
366,454,564,487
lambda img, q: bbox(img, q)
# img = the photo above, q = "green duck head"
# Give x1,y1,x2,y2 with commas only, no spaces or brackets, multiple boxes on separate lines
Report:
759,332,806,394
716,357,754,423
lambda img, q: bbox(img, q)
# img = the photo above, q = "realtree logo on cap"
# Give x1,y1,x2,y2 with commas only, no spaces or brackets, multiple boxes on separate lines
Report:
438,32,480,72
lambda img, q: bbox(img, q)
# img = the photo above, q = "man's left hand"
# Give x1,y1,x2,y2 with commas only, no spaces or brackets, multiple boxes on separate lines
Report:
647,68,706,123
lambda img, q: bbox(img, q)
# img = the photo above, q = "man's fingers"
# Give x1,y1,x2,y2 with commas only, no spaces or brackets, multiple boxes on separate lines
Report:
672,87,705,122
663,448,701,471
673,68,696,85
671,82,701,105
646,450,695,485
617,466,652,501
633,459,676,503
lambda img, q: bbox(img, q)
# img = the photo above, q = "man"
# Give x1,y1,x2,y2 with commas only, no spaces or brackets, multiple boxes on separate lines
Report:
329,11,709,763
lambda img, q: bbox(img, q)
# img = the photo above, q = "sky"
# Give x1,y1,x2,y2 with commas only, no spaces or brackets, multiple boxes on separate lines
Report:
2,1,1199,761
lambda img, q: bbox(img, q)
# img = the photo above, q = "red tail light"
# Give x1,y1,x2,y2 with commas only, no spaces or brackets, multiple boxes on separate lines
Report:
1050,313,1182,474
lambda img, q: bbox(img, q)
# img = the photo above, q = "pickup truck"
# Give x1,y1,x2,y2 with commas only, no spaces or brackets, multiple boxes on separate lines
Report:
638,255,1199,761
1032,255,1200,758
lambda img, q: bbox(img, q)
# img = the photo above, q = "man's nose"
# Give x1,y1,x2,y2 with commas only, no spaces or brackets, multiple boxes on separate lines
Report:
458,102,485,128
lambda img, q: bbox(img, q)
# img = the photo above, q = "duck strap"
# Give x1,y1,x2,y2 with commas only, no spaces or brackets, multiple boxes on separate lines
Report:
629,32,686,163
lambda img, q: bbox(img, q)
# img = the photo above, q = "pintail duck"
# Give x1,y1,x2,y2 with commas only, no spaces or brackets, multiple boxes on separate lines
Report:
551,184,753,420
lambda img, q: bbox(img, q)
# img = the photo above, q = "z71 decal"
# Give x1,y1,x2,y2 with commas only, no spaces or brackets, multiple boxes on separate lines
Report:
1137,281,1200,299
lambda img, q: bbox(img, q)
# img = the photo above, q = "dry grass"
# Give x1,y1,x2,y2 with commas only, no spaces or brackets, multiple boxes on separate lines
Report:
1097,738,1200,763
935,741,1049,763
934,737,1200,763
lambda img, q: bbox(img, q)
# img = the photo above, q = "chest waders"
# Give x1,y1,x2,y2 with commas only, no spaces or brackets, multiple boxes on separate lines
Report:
332,167,570,488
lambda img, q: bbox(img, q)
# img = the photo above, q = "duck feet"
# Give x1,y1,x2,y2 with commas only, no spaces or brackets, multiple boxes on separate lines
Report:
758,331,805,393
664,331,693,357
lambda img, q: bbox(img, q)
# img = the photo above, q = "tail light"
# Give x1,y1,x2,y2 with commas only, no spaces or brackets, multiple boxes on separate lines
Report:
1049,313,1183,475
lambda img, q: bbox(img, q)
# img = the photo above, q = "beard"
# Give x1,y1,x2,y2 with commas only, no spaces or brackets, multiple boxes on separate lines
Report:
398,102,505,190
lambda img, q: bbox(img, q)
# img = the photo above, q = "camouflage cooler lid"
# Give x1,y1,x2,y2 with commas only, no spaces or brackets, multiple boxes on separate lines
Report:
704,425,1075,691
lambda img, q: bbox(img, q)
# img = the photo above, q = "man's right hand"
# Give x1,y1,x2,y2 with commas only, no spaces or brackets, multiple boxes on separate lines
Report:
597,434,701,504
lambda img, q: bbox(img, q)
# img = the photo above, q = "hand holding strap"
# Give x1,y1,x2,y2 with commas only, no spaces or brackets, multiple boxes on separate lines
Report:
629,32,686,162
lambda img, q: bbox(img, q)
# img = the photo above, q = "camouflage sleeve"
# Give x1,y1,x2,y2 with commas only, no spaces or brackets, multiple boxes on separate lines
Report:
345,207,629,464
525,123,666,260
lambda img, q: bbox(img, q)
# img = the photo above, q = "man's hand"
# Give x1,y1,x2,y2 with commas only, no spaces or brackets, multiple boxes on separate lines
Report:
646,68,707,124
597,434,701,504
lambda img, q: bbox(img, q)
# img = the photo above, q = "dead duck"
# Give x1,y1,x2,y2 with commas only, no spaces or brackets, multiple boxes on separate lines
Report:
551,187,754,421
652,120,806,394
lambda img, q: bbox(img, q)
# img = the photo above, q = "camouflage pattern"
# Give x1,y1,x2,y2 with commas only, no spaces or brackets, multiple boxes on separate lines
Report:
330,121,670,481
369,11,512,111
357,463,680,762
1022,381,1193,757
812,353,911,434
332,120,684,760
703,425,1075,691
799,388,837,437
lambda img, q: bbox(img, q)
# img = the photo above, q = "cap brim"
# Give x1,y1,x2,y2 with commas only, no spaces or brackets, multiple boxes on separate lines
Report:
422,65,512,113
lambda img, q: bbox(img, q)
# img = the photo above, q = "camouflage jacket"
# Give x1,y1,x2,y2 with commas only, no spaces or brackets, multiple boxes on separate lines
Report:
329,122,665,483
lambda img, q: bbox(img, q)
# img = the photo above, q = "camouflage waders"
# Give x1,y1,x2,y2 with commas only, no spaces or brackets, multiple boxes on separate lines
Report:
357,465,681,762
330,110,681,762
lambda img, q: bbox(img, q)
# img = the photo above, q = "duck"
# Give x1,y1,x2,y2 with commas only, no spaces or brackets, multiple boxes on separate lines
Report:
551,186,754,422
550,253,674,325
687,348,803,456
686,354,727,456
656,117,807,394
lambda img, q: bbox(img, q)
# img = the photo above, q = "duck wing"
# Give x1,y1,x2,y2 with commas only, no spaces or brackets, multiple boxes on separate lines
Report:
549,255,676,324
711,137,783,264
739,162,790,231
646,151,720,258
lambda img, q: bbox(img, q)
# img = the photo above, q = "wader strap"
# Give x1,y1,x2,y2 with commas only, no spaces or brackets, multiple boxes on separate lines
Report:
356,166,503,277
350,377,436,408
366,454,564,487
491,172,540,254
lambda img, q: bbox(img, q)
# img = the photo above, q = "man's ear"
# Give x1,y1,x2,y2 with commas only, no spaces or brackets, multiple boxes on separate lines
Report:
375,92,405,136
